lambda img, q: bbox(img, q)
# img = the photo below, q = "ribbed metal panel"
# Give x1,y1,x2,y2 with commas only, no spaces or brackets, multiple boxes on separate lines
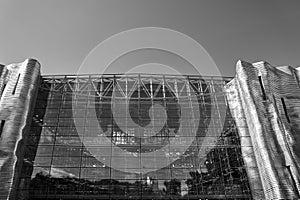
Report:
0,59,40,200
226,60,300,199
225,78,264,199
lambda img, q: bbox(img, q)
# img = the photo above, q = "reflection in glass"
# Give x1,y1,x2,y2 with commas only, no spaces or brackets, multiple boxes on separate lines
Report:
18,75,252,199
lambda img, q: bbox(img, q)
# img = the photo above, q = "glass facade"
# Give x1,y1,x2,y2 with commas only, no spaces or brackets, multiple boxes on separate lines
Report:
17,74,252,199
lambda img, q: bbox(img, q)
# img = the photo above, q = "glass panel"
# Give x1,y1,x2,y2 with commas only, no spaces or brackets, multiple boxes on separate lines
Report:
19,76,252,199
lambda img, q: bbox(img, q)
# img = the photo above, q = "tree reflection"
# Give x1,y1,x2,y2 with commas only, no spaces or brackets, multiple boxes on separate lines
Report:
185,127,251,197
29,172,175,197
163,179,181,196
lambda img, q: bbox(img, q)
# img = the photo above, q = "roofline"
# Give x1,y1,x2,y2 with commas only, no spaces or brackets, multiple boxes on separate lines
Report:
41,73,234,80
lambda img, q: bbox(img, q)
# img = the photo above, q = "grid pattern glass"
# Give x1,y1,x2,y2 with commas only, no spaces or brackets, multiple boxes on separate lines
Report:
17,74,252,199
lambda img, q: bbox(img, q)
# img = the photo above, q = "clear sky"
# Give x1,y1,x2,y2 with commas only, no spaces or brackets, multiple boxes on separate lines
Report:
0,0,299,76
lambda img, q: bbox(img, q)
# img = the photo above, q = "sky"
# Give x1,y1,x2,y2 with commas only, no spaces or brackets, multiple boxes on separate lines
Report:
0,0,300,76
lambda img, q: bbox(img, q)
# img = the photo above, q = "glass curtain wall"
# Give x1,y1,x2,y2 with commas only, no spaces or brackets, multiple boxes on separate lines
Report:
17,74,252,200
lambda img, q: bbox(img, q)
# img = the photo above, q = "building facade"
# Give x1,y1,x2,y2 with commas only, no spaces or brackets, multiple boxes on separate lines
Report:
225,61,300,199
0,59,299,199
